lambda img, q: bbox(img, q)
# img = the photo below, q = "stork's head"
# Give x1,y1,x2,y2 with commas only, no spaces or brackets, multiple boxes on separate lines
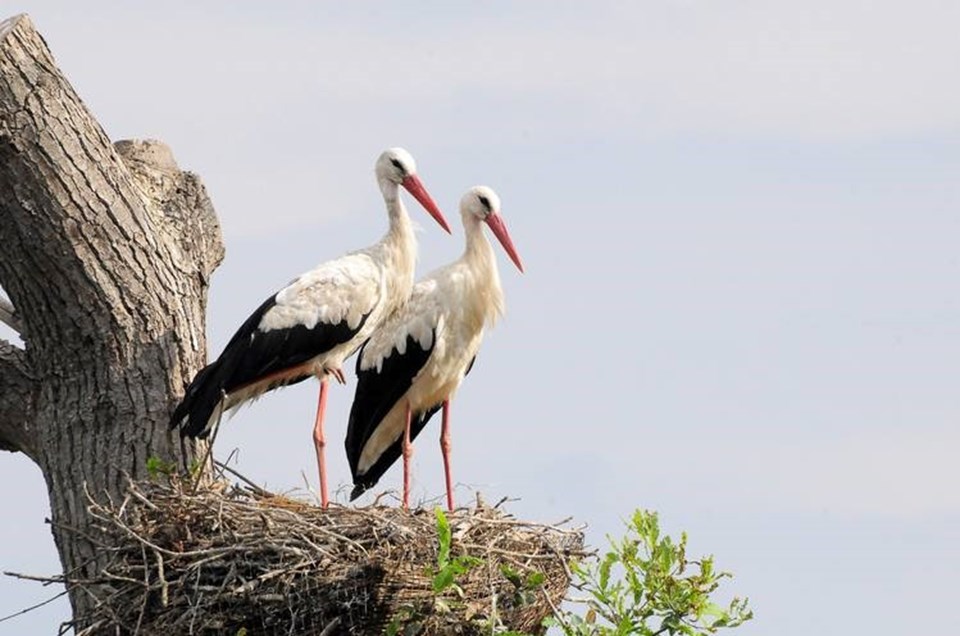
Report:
376,147,417,185
376,147,451,233
461,186,524,273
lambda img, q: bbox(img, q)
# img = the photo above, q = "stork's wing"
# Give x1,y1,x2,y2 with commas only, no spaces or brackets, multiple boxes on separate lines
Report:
217,253,382,392
171,253,382,438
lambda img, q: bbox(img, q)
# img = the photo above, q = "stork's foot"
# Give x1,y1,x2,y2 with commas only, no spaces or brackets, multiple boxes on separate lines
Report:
326,367,347,385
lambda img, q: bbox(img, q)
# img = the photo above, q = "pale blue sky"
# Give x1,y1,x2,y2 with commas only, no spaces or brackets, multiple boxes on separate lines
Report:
2,2,959,634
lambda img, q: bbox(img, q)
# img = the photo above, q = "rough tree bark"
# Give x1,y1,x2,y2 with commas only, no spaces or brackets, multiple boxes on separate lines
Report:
0,13,223,629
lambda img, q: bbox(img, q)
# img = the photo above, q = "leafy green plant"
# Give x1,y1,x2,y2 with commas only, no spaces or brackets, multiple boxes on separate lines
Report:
548,510,752,636
386,508,485,634
501,563,546,607
145,456,176,479
431,507,482,597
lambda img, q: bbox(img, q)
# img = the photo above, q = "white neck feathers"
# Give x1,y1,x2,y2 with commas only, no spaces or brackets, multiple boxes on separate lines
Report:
462,216,505,325
377,181,417,311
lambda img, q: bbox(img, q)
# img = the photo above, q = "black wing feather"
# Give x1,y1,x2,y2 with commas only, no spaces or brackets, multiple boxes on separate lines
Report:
171,294,369,438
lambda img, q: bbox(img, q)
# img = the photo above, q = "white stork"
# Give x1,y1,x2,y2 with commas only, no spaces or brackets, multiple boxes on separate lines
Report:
345,185,523,511
170,148,451,508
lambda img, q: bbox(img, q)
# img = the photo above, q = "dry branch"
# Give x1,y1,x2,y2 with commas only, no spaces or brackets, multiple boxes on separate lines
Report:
57,477,584,635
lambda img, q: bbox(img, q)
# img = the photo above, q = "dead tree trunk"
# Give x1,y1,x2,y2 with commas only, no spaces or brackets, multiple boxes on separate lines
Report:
0,13,223,629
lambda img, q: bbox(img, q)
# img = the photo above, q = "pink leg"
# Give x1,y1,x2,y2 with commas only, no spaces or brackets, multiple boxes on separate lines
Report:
439,399,454,511
402,403,413,510
312,379,330,509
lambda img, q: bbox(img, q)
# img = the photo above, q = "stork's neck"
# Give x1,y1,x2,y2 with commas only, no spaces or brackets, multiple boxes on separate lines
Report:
381,182,414,244
462,214,504,324
378,179,417,303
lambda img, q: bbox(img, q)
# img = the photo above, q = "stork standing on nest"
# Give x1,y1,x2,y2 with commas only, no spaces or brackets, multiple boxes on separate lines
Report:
345,186,524,511
170,148,451,508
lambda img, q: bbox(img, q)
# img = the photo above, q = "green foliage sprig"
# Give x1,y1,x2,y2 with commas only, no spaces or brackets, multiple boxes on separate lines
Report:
548,510,752,636
432,507,483,597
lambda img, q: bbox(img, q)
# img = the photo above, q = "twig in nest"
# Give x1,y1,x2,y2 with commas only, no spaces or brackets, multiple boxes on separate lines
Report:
318,616,341,636
2,571,65,584
541,582,572,631
495,495,519,509
192,402,224,493
132,543,149,635
213,459,274,497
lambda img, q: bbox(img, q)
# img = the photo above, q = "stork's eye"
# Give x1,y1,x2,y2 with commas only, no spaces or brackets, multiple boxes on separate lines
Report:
478,195,491,210
390,158,404,172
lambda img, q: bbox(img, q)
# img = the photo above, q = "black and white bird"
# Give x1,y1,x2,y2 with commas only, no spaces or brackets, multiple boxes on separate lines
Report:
170,148,451,508
345,185,523,510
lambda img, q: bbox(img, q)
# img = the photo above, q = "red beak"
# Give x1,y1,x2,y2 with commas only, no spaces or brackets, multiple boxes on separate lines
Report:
401,175,451,234
484,213,524,273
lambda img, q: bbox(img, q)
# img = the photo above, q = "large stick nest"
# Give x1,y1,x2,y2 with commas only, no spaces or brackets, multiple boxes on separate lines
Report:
66,476,584,635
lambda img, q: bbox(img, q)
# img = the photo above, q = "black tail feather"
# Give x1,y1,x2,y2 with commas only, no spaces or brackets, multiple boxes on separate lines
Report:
170,361,226,438
349,483,369,501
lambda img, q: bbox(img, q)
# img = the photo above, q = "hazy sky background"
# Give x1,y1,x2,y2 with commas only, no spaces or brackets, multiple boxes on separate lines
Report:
1,1,958,634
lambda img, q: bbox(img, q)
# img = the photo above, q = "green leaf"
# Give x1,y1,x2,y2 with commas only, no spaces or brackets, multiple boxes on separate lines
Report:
432,567,455,593
525,570,546,589
701,601,726,619
599,552,615,591
146,456,176,478
500,563,522,585
454,554,482,570
434,507,451,568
